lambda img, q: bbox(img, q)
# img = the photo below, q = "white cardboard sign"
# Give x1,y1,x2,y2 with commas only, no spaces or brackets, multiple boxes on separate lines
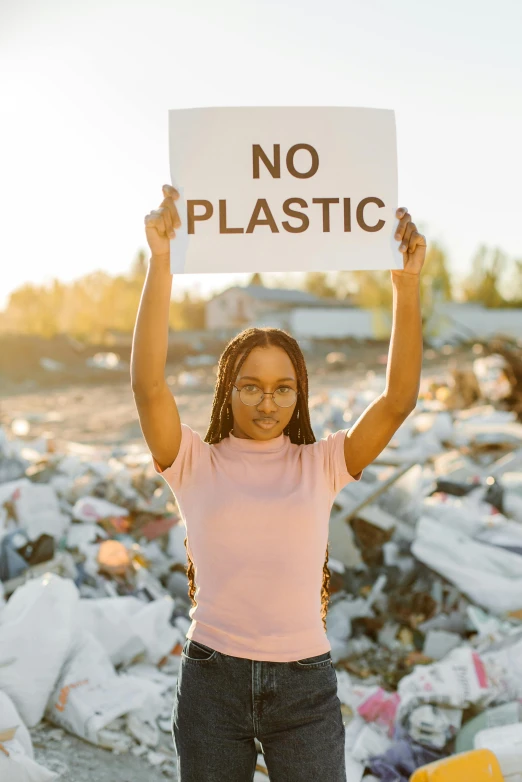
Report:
168,106,402,274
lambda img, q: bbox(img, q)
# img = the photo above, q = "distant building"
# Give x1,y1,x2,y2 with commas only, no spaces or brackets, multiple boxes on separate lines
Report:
209,292,522,343
428,302,522,343
249,307,380,339
206,285,352,331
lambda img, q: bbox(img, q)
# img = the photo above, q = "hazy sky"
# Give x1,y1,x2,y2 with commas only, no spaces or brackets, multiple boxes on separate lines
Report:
1,0,521,310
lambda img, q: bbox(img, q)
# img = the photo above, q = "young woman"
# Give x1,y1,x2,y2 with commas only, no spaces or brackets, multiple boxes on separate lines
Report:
132,184,426,781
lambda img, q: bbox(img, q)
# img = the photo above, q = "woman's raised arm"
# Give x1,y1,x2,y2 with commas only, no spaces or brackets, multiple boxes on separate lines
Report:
131,185,183,472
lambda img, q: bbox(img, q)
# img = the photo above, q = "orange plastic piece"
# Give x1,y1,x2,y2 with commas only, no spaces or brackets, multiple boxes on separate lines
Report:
410,749,504,781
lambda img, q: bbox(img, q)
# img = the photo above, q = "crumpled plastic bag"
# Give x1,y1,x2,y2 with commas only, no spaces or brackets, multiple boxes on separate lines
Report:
480,631,522,705
77,594,179,666
473,354,512,402
412,516,522,613
397,647,490,734
367,725,446,782
45,628,160,745
71,495,129,523
0,740,57,782
0,692,33,759
9,480,70,541
0,574,79,727
0,692,56,781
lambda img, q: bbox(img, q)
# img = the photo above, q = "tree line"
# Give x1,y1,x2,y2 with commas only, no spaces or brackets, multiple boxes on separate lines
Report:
297,242,521,312
0,241,520,342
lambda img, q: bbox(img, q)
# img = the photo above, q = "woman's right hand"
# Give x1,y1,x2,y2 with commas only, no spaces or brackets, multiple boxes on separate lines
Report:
144,184,181,259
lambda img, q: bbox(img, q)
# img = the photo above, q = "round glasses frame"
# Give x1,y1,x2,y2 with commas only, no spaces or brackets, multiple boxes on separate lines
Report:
232,384,298,408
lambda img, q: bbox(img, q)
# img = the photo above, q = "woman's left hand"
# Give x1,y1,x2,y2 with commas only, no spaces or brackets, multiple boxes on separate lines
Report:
391,206,426,279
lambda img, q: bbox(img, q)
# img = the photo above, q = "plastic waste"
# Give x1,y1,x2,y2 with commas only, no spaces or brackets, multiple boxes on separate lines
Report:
480,631,522,704
397,647,490,738
412,516,522,613
0,741,57,782
410,748,504,781
456,700,522,752
0,692,33,759
407,704,463,749
72,494,130,523
475,723,522,781
473,354,512,401
423,630,462,660
367,724,445,782
45,628,158,745
77,594,179,666
126,699,162,748
10,481,69,541
350,724,392,762
85,352,125,370
356,687,400,737
0,574,79,727
97,539,131,576
177,371,200,387
0,530,31,581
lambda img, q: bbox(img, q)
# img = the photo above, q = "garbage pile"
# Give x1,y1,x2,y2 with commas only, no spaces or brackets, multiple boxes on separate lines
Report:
1,348,522,781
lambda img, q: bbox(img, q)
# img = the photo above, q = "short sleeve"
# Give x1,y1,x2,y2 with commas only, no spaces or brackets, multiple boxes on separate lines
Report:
151,423,209,492
317,428,363,496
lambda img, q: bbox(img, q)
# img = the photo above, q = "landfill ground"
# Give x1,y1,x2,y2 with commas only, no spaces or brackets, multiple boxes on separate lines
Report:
2,336,522,781
0,352,387,782
0,343,458,446
0,347,406,782
30,723,171,782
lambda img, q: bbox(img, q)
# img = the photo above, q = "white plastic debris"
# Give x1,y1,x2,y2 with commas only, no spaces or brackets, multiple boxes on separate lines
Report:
39,357,64,372
45,628,158,745
147,750,169,766
0,741,57,782
85,352,125,370
0,574,79,727
350,724,393,762
177,371,199,387
77,595,179,666
11,419,31,437
167,521,189,563
9,480,70,542
408,704,463,749
423,630,464,660
126,706,160,748
480,632,522,704
412,516,522,613
473,354,512,401
66,522,107,551
397,647,490,734
71,495,130,523
474,723,522,781
97,728,134,753
0,691,33,759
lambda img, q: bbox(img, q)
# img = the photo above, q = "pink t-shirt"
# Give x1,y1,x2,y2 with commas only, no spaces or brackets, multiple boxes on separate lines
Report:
152,424,361,662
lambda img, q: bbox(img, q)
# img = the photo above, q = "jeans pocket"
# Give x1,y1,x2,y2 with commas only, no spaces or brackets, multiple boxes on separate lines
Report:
182,639,217,662
294,650,332,668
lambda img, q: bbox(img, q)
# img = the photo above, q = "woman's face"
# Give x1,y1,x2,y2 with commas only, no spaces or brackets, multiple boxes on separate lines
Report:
229,345,298,440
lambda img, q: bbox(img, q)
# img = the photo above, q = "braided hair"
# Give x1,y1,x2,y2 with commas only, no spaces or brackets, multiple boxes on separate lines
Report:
182,327,332,634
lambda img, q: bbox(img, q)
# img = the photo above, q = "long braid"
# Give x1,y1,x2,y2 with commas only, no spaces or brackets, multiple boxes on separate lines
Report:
183,327,332,635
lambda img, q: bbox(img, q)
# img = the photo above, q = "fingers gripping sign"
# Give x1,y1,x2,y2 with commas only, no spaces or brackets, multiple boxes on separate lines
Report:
392,206,427,278
144,185,181,258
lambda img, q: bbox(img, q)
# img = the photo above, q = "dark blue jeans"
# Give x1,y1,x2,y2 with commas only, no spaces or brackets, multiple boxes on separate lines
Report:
172,638,347,781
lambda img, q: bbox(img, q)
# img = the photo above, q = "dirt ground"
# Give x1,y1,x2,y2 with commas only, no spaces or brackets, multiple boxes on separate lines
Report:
30,723,174,782
0,353,458,449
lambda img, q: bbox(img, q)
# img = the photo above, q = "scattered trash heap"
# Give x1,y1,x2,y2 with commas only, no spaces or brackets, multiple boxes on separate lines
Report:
1,347,522,781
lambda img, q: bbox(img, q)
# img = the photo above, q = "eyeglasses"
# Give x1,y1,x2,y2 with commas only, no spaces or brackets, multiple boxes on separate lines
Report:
232,384,297,408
